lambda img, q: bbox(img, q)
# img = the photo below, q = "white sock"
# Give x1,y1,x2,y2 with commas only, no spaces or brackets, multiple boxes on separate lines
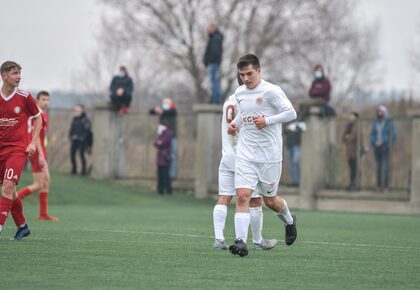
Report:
234,212,251,243
213,205,227,241
249,206,263,244
277,200,293,225
0,224,3,232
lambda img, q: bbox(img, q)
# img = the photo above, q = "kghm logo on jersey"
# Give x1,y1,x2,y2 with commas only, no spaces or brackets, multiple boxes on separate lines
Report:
256,96,263,105
14,106,21,114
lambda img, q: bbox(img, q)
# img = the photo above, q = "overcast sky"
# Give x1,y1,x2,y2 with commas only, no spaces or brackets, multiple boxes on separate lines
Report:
0,0,419,92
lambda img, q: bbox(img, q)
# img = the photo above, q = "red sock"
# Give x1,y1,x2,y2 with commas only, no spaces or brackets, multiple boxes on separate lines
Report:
0,196,13,226
39,191,48,217
18,187,32,199
11,196,26,227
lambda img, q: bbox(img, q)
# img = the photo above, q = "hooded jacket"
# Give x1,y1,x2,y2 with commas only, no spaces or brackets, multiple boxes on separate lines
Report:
203,30,224,66
370,106,397,147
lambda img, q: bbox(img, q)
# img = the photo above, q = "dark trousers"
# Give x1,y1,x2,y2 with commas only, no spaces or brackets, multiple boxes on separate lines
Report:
374,145,390,188
111,94,132,111
71,140,86,175
348,158,357,186
157,166,172,195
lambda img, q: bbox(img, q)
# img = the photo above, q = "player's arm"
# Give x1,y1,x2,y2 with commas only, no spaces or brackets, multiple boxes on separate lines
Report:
27,116,42,155
228,110,242,136
36,136,46,168
254,90,297,129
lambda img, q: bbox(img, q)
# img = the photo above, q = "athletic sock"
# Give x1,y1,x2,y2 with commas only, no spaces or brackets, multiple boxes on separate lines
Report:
11,196,26,227
213,204,227,241
249,206,263,244
0,196,13,226
277,200,293,225
234,212,250,243
39,191,48,217
17,187,32,199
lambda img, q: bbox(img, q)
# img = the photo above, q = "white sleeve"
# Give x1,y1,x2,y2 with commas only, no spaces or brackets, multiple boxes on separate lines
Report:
265,89,297,125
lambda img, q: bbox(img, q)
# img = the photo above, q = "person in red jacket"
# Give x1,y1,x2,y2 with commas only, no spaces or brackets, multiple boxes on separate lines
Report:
300,64,333,119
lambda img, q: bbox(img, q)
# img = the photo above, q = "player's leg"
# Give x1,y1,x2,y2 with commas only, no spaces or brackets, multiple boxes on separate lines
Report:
249,196,278,250
1,155,31,240
259,162,297,246
18,172,43,199
79,142,87,175
213,168,234,250
38,168,59,221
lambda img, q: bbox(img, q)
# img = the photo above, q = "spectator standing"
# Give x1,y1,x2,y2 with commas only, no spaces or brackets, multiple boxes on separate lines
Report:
149,98,178,179
342,112,365,191
203,24,224,104
154,120,174,195
69,104,92,175
110,66,134,116
284,117,306,186
370,105,397,192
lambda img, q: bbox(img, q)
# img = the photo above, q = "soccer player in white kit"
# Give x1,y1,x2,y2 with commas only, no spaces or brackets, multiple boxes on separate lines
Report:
228,54,298,257
212,75,277,251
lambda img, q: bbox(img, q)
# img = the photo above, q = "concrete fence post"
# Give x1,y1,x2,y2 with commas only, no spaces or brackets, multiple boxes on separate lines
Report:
193,104,222,198
300,108,332,209
91,102,125,179
410,117,420,210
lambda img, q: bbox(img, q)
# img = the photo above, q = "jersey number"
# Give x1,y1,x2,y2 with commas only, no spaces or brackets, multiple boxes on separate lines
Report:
225,104,236,124
4,168,14,180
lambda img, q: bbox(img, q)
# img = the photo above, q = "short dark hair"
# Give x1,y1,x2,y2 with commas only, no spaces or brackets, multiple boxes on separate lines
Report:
36,90,50,100
314,64,323,71
351,112,360,118
1,61,22,74
237,54,260,70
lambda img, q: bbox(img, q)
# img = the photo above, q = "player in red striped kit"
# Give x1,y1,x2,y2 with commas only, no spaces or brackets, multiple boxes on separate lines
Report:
18,91,59,221
0,61,42,240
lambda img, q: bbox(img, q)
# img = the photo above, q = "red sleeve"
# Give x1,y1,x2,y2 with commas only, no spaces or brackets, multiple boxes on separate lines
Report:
25,94,40,117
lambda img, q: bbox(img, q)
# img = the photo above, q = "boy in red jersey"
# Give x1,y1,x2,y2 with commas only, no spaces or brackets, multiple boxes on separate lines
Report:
18,91,59,221
0,61,42,240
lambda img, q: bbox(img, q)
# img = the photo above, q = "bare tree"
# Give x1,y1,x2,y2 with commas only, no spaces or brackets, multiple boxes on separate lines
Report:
77,0,379,108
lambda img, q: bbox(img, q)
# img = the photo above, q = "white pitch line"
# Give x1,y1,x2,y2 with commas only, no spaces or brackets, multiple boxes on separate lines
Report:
70,228,420,251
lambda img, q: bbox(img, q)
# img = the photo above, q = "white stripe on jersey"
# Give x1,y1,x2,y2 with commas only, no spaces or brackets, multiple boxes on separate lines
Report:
17,89,30,97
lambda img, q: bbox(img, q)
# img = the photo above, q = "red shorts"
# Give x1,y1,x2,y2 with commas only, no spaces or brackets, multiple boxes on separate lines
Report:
0,152,27,184
29,151,48,173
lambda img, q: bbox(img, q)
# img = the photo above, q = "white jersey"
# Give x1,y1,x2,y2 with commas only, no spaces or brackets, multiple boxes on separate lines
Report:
234,80,296,163
219,95,238,171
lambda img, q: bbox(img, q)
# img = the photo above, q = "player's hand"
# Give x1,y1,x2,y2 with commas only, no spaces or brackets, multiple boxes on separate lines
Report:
253,116,266,129
26,142,36,155
228,122,238,136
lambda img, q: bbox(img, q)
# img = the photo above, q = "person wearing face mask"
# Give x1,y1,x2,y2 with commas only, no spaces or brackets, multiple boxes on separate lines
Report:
69,104,92,175
370,105,397,192
300,64,333,120
153,120,174,195
109,65,134,116
149,98,178,179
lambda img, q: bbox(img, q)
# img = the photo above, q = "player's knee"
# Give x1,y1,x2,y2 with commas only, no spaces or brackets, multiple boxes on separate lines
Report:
217,196,232,206
263,196,277,209
249,197,262,207
236,192,251,206
2,181,15,198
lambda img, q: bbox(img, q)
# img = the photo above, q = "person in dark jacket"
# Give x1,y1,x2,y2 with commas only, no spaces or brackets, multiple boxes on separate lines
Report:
370,105,397,192
300,64,334,119
149,98,178,179
154,120,174,195
69,104,92,175
203,24,223,104
110,66,134,116
342,112,365,191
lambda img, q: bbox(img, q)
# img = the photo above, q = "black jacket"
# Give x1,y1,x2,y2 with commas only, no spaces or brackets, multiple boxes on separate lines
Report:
149,108,177,137
69,113,92,145
203,30,224,66
110,75,134,97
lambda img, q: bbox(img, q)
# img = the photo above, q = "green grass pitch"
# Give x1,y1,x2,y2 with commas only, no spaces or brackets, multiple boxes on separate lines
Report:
1,171,420,290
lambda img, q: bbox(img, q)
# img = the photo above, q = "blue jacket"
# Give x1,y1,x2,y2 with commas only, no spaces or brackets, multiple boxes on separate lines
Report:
370,119,397,147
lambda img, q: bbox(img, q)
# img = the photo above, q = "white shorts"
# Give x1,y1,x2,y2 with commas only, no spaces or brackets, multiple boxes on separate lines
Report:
234,157,282,197
218,168,261,198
